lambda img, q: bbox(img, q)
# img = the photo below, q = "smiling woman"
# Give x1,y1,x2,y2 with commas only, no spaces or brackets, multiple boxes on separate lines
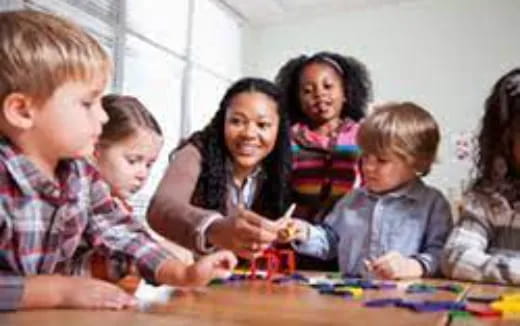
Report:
147,78,293,259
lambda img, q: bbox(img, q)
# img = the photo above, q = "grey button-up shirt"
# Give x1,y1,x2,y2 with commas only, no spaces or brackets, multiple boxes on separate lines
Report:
295,179,453,277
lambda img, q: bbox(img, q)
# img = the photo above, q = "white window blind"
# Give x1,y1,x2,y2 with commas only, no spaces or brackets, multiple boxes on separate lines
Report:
24,0,119,56
126,1,189,56
188,68,229,132
123,34,185,217
192,0,242,79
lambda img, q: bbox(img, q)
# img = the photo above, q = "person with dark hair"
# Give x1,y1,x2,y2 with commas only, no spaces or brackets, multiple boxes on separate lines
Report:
148,77,292,259
442,68,520,285
275,51,372,270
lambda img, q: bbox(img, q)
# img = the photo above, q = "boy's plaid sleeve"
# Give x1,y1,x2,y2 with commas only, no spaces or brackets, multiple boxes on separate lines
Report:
0,165,24,311
86,166,175,284
0,274,24,311
0,194,24,311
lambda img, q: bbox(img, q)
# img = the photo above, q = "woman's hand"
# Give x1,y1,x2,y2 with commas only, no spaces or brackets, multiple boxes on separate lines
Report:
206,207,281,259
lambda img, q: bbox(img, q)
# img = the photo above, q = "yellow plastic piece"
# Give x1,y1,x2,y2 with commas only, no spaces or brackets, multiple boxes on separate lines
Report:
491,301,520,313
334,286,363,297
278,224,297,242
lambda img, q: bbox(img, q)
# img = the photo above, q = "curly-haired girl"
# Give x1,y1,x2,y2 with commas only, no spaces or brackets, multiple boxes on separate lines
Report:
442,68,520,284
275,51,372,270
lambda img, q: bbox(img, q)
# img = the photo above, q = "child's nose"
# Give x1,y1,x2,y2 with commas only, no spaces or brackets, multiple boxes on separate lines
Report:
136,166,148,181
362,158,376,172
315,85,328,97
97,104,109,125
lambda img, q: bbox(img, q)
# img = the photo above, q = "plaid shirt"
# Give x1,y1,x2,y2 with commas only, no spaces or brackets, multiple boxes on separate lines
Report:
0,138,172,311
442,190,520,284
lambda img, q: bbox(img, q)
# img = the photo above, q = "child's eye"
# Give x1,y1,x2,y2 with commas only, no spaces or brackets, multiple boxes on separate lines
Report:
82,101,93,109
257,122,272,130
324,82,334,90
126,156,139,165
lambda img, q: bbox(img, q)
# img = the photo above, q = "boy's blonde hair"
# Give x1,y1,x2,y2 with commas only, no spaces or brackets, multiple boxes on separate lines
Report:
357,102,440,176
0,10,111,105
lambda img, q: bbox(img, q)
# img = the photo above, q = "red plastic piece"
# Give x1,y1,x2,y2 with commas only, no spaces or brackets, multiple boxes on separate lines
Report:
250,249,296,280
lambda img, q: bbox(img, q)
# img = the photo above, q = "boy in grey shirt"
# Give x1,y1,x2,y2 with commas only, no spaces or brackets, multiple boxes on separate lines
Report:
281,102,452,279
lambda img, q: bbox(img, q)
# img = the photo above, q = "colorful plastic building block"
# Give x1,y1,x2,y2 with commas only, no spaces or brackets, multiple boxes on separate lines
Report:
250,248,296,280
343,278,397,290
364,298,465,312
491,301,520,313
465,303,502,317
406,283,463,294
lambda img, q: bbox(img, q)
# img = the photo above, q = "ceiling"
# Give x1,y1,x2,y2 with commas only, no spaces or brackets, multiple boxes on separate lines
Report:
219,0,418,26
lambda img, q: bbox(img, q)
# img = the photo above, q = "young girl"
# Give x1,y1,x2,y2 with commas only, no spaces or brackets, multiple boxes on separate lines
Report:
276,51,372,221
442,68,520,284
95,94,163,208
92,94,193,281
148,78,292,259
275,52,372,270
282,103,452,279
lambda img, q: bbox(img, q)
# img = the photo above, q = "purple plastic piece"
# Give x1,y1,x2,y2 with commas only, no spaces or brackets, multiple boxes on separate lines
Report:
343,278,397,290
364,298,403,307
398,300,465,312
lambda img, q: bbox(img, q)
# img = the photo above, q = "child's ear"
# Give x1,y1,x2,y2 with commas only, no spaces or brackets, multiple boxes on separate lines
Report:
93,146,101,159
2,93,36,130
413,159,430,177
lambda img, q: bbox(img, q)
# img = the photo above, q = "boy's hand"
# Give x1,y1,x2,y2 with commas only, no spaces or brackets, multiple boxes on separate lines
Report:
365,251,423,279
23,275,137,310
277,218,309,243
185,250,238,286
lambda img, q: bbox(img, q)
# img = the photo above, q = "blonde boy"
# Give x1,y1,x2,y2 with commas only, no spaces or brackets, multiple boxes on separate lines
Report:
283,102,453,279
0,10,236,311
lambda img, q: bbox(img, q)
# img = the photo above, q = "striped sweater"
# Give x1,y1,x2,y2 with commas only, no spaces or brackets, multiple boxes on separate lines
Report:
291,119,362,223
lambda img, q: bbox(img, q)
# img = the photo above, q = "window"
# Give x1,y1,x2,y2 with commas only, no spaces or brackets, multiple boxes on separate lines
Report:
24,0,118,56
188,68,229,132
188,0,242,132
123,35,185,215
126,1,189,55
192,0,241,79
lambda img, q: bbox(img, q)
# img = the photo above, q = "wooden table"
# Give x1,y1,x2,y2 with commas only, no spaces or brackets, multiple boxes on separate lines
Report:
0,275,491,326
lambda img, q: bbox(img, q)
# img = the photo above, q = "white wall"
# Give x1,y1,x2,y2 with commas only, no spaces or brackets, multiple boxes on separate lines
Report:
243,0,520,196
